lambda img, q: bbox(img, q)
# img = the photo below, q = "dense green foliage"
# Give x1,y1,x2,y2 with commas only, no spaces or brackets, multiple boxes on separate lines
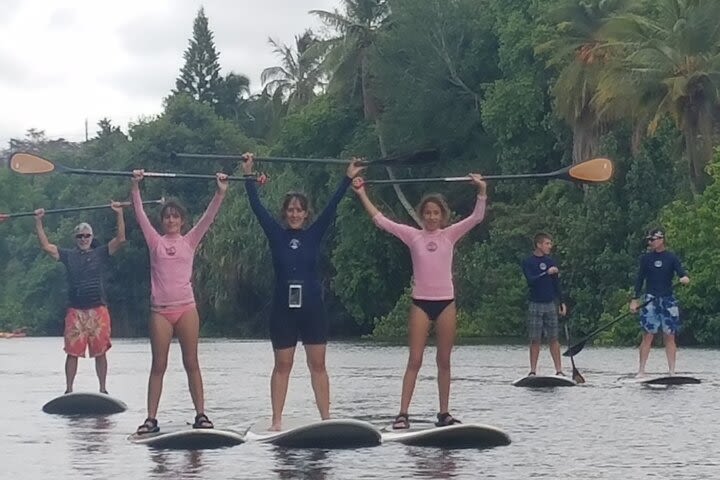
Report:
2,1,720,348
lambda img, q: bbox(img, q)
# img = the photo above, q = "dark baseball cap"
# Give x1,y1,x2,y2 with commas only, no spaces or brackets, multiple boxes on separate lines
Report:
646,228,665,240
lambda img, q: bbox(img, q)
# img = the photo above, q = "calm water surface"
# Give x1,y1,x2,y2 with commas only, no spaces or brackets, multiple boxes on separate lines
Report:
1,338,717,479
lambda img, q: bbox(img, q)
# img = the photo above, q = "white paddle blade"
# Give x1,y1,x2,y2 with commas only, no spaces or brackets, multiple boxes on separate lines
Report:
10,153,55,174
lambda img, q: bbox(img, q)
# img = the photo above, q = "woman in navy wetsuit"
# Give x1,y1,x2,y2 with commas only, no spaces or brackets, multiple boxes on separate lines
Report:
241,153,365,431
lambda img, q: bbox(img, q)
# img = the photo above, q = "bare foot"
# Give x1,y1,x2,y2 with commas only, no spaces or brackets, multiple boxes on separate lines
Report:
635,372,646,379
268,422,282,432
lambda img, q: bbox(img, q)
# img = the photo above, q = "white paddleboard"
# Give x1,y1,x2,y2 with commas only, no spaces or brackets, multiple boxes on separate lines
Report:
128,427,245,449
42,392,127,415
635,375,701,386
246,418,381,448
512,375,576,387
382,423,511,448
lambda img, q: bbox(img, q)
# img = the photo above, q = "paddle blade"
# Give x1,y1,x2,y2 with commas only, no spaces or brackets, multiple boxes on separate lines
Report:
10,152,55,174
370,149,438,166
563,340,586,357
572,366,586,384
567,157,613,183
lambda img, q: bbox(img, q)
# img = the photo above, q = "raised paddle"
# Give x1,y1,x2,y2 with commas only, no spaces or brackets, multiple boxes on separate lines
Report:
9,152,267,182
564,322,586,384
169,149,438,167
361,157,614,185
4,199,164,218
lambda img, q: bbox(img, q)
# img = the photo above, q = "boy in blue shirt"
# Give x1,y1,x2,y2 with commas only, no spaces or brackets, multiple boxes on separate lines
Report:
630,228,689,377
521,233,567,376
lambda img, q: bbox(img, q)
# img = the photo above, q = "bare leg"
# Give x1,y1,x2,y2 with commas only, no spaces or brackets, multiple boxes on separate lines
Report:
94,353,108,393
305,344,330,420
270,347,295,431
399,305,431,415
637,332,655,377
65,355,78,393
549,339,562,374
147,313,174,419
529,341,540,373
434,302,457,414
663,333,677,375
175,308,205,415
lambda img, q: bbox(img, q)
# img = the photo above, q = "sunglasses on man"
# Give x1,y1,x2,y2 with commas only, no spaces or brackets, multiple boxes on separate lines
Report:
75,233,92,239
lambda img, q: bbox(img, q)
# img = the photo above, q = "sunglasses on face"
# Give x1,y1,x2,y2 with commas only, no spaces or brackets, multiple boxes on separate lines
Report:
647,237,661,242
75,233,92,239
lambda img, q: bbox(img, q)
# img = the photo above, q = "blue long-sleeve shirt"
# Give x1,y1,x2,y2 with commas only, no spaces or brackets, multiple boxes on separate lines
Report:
633,250,686,298
245,176,352,305
521,254,562,303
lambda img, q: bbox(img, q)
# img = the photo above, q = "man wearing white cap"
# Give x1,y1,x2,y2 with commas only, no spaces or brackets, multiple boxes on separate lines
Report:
34,202,126,394
630,228,690,377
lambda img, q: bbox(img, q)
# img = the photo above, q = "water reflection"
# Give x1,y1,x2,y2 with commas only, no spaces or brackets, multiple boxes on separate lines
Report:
148,449,204,478
407,447,459,479
271,447,330,480
67,416,115,476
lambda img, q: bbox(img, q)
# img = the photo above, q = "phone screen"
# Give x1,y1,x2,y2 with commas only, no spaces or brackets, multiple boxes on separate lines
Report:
289,284,302,308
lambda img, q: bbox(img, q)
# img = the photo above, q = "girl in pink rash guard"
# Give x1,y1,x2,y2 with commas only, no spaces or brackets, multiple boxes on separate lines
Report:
352,174,487,430
131,169,228,435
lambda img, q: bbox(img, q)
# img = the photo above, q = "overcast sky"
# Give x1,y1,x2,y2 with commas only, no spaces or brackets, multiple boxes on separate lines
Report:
0,0,340,147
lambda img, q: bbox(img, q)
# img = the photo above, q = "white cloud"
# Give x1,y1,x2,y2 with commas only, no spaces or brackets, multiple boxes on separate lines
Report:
0,0,340,147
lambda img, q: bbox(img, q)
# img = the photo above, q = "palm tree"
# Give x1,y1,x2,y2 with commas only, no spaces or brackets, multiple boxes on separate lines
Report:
311,0,421,223
595,0,720,192
537,0,634,164
261,30,323,114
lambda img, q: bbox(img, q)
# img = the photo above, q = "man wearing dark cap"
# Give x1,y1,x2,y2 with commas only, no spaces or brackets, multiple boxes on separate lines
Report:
630,228,690,377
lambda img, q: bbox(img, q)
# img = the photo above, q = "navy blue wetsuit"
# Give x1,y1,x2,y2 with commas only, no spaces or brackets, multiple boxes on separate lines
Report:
246,176,352,349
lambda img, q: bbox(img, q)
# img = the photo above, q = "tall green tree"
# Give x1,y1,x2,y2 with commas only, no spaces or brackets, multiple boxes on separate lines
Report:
537,0,633,164
261,30,323,113
175,7,223,106
596,0,720,192
312,0,421,223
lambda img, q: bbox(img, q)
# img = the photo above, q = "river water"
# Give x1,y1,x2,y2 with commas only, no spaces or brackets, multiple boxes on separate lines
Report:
1,338,716,479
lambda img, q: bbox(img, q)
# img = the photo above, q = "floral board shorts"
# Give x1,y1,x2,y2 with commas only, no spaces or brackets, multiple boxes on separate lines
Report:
639,294,680,335
64,306,112,357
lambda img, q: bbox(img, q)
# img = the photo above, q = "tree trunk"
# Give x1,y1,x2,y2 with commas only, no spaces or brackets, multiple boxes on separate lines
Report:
361,49,421,225
572,109,600,164
683,103,713,194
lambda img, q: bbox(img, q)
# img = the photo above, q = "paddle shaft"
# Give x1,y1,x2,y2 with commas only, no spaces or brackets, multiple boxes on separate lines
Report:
171,150,437,167
58,166,260,181
7,200,163,218
563,296,655,357
365,171,561,185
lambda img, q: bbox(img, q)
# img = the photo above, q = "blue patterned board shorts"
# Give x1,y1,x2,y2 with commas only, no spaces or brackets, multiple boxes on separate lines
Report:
639,294,680,334
527,302,559,341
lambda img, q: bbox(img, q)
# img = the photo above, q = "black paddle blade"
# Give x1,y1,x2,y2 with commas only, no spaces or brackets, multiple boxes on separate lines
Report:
368,149,438,167
563,340,586,357
572,366,586,384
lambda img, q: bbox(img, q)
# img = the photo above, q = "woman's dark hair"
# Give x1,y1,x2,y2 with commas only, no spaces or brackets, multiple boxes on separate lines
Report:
416,193,450,228
280,192,312,224
158,199,188,232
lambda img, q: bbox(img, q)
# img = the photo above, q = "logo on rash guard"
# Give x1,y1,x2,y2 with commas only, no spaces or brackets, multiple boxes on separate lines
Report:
539,262,547,271
165,246,176,256
289,239,301,250
426,241,438,252
654,260,662,268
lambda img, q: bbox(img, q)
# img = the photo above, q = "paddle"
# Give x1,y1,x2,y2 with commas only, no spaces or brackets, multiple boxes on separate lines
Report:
563,322,586,384
562,296,655,357
3,199,164,218
361,157,614,185
169,149,438,167
9,152,267,182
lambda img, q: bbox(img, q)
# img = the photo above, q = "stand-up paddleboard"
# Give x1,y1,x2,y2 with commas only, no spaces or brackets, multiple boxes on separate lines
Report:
42,392,127,415
512,375,576,387
129,427,245,449
246,418,381,448
382,423,511,449
636,375,701,386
